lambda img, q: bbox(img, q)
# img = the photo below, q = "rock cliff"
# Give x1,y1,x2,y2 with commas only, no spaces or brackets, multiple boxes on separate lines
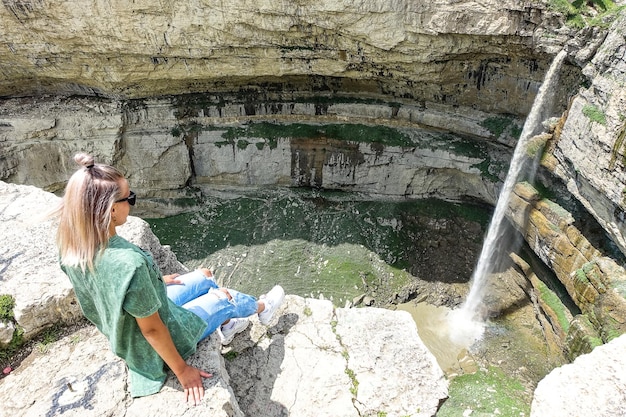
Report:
0,0,576,112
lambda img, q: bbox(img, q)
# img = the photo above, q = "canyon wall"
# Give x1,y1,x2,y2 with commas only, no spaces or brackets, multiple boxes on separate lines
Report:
0,0,573,113
2,1,626,414
1,0,626,360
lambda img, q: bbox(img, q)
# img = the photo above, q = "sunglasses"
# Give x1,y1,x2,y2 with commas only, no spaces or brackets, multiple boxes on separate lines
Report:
116,190,136,206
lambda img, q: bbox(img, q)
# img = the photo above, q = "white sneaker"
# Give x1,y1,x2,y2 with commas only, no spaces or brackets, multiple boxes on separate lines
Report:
219,318,250,345
258,285,285,325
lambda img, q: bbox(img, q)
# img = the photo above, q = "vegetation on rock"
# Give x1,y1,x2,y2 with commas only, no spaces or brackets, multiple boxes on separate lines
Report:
549,0,625,29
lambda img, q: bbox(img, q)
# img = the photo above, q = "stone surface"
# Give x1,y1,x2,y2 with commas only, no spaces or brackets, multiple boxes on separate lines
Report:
0,321,15,347
0,325,243,417
0,96,511,215
0,0,579,116
0,182,82,340
531,333,626,417
0,294,449,417
508,182,626,355
552,12,626,257
225,296,448,417
0,181,186,341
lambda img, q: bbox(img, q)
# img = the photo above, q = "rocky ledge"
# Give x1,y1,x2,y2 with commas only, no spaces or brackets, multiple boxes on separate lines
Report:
1,297,450,417
0,181,448,416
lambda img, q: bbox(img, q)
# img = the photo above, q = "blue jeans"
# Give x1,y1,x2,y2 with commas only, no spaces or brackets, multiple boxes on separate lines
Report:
167,269,258,341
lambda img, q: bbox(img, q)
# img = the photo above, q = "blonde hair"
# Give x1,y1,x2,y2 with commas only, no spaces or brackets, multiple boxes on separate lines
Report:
55,153,125,272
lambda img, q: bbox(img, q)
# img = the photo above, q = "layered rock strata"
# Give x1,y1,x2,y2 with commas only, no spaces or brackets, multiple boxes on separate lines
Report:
0,0,577,114
509,182,626,358
0,96,514,215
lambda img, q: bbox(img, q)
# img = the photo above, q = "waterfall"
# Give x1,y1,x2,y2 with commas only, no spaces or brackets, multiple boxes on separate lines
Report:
449,50,568,343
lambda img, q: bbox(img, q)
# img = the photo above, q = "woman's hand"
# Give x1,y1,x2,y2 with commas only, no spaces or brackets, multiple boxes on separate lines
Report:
176,364,213,406
163,273,182,285
136,312,213,405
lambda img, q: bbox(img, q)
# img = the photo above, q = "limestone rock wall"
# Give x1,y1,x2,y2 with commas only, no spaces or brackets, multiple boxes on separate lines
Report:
508,182,626,358
0,0,575,115
551,11,626,257
0,96,511,217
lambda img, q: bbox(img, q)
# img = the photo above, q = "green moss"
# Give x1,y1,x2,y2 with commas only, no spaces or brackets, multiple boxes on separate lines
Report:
533,180,557,201
147,191,492,306
171,126,182,137
573,262,605,291
219,122,414,147
511,124,523,140
469,160,500,183
214,140,231,148
36,324,63,354
526,135,548,158
0,295,15,322
0,326,24,366
171,122,202,138
572,315,604,352
582,261,596,274
422,134,505,183
541,198,572,220
223,350,239,361
537,280,571,333
588,4,626,28
437,366,530,417
236,139,250,150
549,0,622,28
601,316,624,342
345,368,359,396
582,104,607,125
575,268,590,285
480,116,513,138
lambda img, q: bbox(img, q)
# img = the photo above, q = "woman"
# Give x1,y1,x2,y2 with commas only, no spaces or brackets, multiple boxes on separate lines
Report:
55,153,284,405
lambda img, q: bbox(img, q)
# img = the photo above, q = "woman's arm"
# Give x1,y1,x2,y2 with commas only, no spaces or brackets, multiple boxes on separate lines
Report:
135,311,212,405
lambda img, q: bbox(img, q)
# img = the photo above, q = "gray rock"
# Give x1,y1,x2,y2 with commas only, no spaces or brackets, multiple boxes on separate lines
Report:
0,182,82,340
0,321,14,347
0,294,449,417
531,333,626,417
0,326,242,417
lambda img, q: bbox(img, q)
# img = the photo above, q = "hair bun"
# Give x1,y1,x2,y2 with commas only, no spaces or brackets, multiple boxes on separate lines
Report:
74,152,95,169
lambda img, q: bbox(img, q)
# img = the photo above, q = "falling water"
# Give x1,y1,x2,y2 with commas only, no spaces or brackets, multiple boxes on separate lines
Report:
449,50,568,344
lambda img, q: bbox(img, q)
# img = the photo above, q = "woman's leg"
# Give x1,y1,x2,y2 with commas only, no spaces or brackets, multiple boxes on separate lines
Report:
166,268,218,306
183,288,259,341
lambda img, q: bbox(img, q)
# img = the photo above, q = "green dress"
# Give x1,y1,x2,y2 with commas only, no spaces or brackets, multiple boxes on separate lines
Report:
61,235,207,397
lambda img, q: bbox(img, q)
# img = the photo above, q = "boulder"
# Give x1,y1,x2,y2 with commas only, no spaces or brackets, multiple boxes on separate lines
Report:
531,333,626,417
0,181,185,341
